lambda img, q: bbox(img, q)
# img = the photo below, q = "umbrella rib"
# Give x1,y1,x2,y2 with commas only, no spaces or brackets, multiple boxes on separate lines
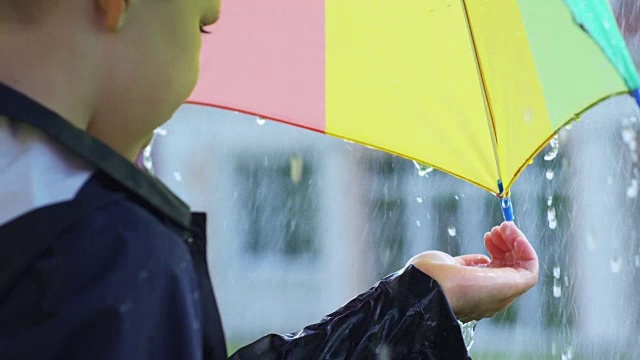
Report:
460,0,504,195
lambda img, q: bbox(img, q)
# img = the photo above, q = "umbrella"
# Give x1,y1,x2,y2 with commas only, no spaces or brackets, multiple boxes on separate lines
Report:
188,0,640,221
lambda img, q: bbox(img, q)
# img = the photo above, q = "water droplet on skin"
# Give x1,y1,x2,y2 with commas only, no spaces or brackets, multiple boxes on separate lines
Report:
553,278,562,298
416,197,423,203
553,266,561,279
448,226,457,237
173,172,182,182
416,220,421,227
153,127,168,136
547,207,557,230
546,169,555,180
256,117,266,126
413,161,434,177
544,136,559,161
610,256,623,273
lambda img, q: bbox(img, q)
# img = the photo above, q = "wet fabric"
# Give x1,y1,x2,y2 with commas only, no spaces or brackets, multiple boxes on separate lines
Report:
230,265,470,360
0,82,469,359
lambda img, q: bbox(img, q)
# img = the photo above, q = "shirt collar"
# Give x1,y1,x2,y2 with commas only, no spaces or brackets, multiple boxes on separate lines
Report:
0,82,192,230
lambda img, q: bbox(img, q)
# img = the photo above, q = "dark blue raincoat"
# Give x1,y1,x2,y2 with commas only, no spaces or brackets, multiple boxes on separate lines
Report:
0,82,470,359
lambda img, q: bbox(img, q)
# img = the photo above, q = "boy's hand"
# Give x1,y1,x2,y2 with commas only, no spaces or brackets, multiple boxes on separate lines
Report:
408,221,539,323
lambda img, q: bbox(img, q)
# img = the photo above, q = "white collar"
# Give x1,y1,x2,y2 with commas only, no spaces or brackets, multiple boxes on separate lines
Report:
0,116,93,226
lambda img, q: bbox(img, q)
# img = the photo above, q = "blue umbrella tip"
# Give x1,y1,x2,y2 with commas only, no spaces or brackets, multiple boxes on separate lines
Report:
633,88,640,108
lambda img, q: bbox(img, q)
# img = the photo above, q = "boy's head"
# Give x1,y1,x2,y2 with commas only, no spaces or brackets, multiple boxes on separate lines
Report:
0,0,220,159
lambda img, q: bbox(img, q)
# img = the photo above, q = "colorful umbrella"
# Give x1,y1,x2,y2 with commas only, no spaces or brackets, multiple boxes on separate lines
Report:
188,0,640,220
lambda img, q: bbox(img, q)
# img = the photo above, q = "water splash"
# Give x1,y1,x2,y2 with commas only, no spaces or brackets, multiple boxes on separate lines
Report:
458,320,477,352
448,226,457,237
561,346,574,360
413,161,434,177
544,136,560,161
153,127,168,136
610,256,623,273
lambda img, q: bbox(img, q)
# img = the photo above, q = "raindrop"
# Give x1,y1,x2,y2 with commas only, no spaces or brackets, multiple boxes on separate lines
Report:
553,278,562,298
610,256,623,273
547,207,557,230
545,169,554,180
627,178,639,198
622,127,636,146
416,196,423,203
173,172,182,182
153,127,168,136
586,231,596,251
544,136,559,161
413,161,434,177
256,117,266,126
547,195,553,207
448,226,457,237
565,123,573,130
454,195,460,200
290,155,304,184
416,220,421,227
142,143,154,174
553,266,561,279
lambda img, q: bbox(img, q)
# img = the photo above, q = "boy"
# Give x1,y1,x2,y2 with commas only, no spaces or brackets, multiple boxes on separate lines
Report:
0,0,538,359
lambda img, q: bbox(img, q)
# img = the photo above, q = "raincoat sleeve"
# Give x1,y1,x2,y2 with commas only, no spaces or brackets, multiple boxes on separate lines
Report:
229,265,470,359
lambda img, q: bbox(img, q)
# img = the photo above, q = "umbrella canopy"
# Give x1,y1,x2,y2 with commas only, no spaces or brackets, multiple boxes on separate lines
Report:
189,0,639,196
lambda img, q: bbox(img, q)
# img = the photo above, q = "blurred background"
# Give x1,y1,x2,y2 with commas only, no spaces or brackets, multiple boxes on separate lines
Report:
150,1,640,358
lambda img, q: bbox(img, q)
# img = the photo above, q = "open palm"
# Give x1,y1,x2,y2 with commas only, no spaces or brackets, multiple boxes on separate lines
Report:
408,221,539,322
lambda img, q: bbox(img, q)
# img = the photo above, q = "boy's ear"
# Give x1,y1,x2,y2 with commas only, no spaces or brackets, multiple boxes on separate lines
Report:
97,0,130,31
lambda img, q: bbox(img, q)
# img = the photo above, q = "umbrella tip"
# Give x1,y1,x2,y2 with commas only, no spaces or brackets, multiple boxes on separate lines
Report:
497,180,515,222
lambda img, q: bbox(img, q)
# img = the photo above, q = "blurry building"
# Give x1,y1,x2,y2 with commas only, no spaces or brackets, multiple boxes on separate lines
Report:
153,93,640,357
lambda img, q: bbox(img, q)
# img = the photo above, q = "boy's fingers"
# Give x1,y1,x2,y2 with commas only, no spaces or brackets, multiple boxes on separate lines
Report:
484,232,505,258
489,226,510,252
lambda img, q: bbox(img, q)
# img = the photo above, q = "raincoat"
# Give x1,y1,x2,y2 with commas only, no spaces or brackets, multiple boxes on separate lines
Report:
0,82,470,360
